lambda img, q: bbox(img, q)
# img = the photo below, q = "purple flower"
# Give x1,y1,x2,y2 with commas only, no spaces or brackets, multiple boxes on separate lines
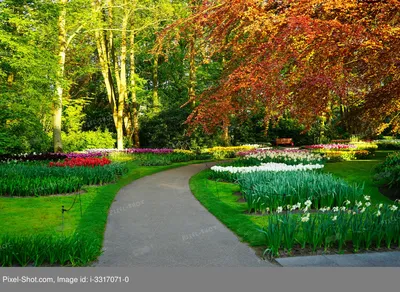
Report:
124,148,174,154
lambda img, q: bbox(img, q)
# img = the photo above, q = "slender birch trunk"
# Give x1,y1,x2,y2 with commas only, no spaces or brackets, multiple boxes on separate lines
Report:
114,4,129,150
53,0,67,153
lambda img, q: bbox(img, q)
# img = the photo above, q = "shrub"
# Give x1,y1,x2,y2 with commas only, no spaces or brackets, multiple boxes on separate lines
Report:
376,140,400,150
61,129,115,153
374,152,400,188
202,146,258,159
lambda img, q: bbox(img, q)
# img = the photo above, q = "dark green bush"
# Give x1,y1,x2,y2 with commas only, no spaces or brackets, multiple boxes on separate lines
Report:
374,152,400,188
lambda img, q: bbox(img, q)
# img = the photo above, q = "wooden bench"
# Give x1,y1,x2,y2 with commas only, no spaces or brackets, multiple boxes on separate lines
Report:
331,139,350,144
276,138,294,146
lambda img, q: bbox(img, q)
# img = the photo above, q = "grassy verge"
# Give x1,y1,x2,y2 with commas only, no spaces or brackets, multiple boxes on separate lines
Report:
190,170,266,247
0,159,212,266
323,150,394,203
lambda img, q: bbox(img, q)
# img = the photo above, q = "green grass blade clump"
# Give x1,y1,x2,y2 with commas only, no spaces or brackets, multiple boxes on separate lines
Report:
0,163,128,197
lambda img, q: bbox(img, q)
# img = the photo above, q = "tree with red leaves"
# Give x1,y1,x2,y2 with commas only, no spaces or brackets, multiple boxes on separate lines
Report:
162,0,400,136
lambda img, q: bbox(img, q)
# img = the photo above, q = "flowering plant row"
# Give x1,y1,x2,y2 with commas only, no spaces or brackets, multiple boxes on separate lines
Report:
260,200,400,257
316,149,372,162
304,144,356,150
236,149,324,165
0,152,67,163
0,163,127,196
49,157,111,167
211,162,324,174
66,152,107,159
209,167,364,212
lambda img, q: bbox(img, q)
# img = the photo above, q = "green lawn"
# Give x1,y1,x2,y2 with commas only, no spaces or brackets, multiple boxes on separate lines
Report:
189,151,394,248
0,159,215,237
323,150,394,203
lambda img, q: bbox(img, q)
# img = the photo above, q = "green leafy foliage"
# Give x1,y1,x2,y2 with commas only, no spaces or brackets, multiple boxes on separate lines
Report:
210,170,364,213
260,205,400,257
374,152,400,188
61,129,115,153
0,233,101,267
0,163,128,196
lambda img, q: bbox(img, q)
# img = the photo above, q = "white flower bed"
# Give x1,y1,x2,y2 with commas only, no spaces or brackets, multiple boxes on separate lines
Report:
211,162,324,173
242,149,323,163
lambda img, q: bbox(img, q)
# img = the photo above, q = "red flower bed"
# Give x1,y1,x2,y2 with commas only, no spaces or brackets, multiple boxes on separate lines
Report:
49,157,111,167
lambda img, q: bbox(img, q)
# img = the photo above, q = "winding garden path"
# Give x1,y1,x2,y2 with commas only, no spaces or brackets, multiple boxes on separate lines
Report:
95,163,275,267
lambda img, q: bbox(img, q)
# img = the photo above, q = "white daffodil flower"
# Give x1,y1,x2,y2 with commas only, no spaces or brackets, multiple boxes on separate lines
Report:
301,215,310,222
210,162,324,174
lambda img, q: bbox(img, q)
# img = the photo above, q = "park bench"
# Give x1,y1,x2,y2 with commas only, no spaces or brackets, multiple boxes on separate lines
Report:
331,139,350,144
276,138,294,146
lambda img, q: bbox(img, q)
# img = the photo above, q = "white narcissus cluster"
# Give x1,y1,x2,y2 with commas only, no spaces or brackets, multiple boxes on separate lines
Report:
211,162,324,173
243,150,323,163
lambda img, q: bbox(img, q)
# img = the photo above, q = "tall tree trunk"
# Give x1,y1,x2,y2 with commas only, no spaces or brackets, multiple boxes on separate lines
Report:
115,5,129,150
53,0,67,153
222,121,230,146
152,54,160,113
221,51,230,145
92,1,118,129
92,0,120,149
130,31,140,148
188,34,196,108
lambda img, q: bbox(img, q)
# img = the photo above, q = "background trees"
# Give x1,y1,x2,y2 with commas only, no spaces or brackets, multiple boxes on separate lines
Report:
0,0,399,154
174,0,400,139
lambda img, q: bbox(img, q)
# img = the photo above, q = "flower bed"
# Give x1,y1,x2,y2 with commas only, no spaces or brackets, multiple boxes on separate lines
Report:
211,162,324,174
237,149,324,165
49,157,111,167
202,146,259,159
375,139,400,150
125,148,174,154
304,144,356,150
0,163,128,196
238,171,364,212
0,153,67,163
316,149,372,162
260,201,400,257
66,152,107,159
